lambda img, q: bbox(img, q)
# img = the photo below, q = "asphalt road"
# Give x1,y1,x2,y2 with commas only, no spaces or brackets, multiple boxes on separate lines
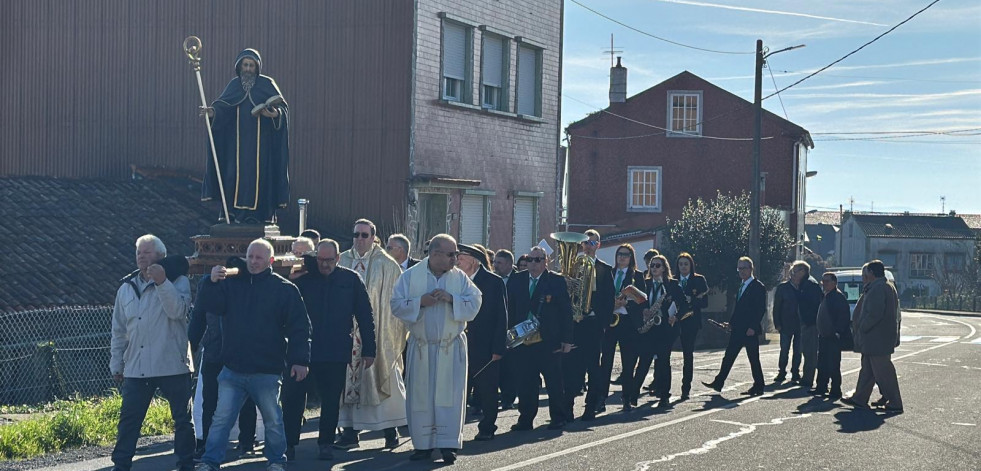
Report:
30,311,981,471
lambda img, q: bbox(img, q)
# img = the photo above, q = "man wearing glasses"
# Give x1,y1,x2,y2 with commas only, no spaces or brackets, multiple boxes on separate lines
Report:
507,246,574,431
702,256,766,396
336,219,408,450
565,229,615,422
283,239,376,461
386,233,420,271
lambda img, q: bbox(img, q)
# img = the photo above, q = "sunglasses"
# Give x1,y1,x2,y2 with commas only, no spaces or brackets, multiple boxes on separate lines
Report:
616,252,631,257
353,232,371,239
317,257,336,263
583,240,598,246
527,257,545,263
434,250,459,258
650,263,663,268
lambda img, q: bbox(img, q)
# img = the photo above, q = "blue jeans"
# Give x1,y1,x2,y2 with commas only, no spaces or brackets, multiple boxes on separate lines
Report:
201,368,286,467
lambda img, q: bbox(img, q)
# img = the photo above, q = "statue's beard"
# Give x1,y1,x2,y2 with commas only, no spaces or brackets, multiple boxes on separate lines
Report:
240,72,256,93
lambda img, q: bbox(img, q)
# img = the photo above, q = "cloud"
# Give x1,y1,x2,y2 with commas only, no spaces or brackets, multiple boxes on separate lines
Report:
708,57,981,81
653,0,888,26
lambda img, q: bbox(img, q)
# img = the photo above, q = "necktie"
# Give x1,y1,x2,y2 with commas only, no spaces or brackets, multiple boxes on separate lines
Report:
614,270,624,292
530,277,538,296
681,277,688,290
738,282,747,299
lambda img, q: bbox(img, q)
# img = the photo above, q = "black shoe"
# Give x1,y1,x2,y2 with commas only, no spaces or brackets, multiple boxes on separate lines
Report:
595,404,607,414
882,406,904,414
500,402,515,411
440,448,457,464
643,380,657,391
631,398,639,407
384,435,399,449
841,396,869,409
611,375,624,385
871,397,888,407
740,388,763,396
680,387,691,400
510,422,533,432
702,381,722,392
333,433,360,450
581,410,596,421
474,431,494,441
657,398,672,409
828,392,843,401
410,449,434,461
622,403,633,412
547,420,566,430
285,445,296,461
773,373,786,383
318,444,333,460
811,389,828,396
470,406,484,417
790,374,802,384
236,442,255,455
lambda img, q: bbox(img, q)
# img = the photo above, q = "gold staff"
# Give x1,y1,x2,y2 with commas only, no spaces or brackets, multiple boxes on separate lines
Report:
183,36,230,224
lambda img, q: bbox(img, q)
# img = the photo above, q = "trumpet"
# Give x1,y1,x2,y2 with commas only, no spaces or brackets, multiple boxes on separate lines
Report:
706,318,731,333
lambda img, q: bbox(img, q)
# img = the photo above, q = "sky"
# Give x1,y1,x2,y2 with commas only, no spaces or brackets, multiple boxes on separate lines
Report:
562,0,981,215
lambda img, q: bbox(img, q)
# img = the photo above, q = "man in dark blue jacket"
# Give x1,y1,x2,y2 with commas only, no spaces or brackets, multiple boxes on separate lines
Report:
194,239,310,471
282,239,376,461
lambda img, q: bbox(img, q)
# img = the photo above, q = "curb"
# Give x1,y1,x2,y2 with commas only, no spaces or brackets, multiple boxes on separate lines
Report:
906,309,981,319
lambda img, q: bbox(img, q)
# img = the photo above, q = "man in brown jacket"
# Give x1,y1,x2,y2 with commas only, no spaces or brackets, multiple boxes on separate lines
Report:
843,260,904,413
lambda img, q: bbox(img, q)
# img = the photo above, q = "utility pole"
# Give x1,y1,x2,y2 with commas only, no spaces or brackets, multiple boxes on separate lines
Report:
750,39,805,266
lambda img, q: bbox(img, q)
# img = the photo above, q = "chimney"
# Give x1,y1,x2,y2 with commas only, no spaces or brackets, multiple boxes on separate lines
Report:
609,56,627,105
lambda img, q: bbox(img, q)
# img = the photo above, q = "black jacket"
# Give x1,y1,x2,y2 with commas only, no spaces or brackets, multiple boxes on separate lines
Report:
507,270,573,351
772,281,801,333
817,288,851,338
196,267,311,375
640,277,689,343
293,259,376,363
406,257,421,269
796,278,824,327
611,267,646,331
590,259,616,328
677,273,709,331
188,277,223,364
467,266,509,360
730,278,767,336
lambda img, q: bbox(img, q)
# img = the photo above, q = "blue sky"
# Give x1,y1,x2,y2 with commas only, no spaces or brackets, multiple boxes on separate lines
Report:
561,0,981,214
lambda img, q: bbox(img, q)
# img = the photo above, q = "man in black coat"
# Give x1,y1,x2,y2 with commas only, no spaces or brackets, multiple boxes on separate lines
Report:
814,272,851,400
456,244,508,440
569,230,615,421
282,240,377,460
492,249,519,409
791,261,825,391
772,269,802,383
703,256,766,396
507,246,574,430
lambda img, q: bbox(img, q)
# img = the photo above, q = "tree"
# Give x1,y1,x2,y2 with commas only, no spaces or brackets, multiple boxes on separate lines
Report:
666,192,794,313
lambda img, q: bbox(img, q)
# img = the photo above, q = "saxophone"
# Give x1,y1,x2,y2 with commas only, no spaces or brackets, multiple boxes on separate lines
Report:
638,289,671,334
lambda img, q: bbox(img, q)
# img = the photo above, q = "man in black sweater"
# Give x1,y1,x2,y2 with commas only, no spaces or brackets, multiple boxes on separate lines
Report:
281,239,376,461
814,272,851,400
194,239,311,471
791,261,824,392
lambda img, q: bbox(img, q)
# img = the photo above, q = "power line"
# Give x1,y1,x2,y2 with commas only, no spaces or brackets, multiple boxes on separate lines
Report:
774,71,979,85
762,0,943,100
812,127,981,135
569,0,754,55
767,64,790,120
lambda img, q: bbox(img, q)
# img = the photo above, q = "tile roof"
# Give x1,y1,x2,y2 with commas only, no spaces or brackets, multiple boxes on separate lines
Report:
958,213,981,230
0,176,214,312
849,213,975,240
804,211,841,226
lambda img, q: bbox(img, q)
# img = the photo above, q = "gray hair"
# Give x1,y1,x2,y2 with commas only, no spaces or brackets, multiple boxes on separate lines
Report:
248,238,275,258
135,234,166,257
790,260,811,277
292,236,315,253
388,233,410,252
317,238,340,253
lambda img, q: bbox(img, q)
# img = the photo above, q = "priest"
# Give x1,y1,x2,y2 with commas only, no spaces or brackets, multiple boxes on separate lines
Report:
392,234,481,464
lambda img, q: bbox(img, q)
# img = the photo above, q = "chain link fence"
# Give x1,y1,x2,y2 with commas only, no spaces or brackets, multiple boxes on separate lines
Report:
0,306,116,406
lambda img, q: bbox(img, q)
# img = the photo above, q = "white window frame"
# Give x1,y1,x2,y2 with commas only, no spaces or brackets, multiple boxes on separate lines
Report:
461,191,493,246
515,44,542,117
441,18,473,103
480,33,509,111
512,192,541,253
910,252,935,279
666,90,703,137
627,166,662,212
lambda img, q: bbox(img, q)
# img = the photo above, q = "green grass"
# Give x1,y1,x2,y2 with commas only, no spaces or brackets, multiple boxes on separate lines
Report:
0,391,175,460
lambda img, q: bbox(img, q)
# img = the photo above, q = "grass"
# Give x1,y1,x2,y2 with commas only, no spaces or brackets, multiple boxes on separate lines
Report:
0,391,175,460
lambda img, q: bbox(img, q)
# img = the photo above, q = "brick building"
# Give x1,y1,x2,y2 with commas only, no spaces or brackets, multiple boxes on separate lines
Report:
565,63,812,263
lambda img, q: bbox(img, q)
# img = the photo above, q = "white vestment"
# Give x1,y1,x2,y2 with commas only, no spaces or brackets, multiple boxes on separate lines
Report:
392,260,481,450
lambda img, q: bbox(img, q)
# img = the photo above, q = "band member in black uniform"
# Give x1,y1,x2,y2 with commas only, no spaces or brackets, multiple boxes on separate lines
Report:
508,247,574,430
631,255,688,408
703,256,766,396
599,244,646,412
563,230,615,422
456,244,508,440
675,252,709,399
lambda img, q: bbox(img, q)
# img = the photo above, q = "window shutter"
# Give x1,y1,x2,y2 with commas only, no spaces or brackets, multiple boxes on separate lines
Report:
460,195,485,244
443,22,466,80
513,197,534,253
482,35,503,87
516,46,537,115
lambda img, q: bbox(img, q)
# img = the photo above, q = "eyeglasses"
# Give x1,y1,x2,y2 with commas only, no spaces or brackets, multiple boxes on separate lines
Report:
433,250,459,258
385,245,398,251
317,257,336,263
616,252,631,257
527,257,545,263
353,232,371,239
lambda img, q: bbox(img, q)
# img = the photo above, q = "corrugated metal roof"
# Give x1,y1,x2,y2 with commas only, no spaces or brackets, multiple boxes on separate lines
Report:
851,213,975,240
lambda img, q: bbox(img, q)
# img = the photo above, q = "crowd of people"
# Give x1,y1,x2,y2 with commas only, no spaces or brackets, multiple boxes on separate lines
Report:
108,225,903,471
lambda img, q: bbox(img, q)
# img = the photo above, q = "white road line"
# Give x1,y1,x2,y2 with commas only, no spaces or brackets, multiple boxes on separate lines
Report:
899,335,923,342
931,336,961,342
952,423,976,427
494,314,975,471
970,337,981,345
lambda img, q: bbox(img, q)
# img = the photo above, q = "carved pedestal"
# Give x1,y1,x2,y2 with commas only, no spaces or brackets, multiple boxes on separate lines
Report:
188,224,301,276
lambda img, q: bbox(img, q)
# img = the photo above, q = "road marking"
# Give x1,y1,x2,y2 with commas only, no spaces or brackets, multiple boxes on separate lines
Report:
900,335,923,342
931,336,960,342
952,422,976,427
970,337,981,345
632,415,811,470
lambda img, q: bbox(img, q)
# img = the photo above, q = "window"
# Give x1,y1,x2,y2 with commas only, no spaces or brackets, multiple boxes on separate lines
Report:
944,253,967,273
512,196,538,253
877,251,898,270
442,20,471,102
910,253,935,278
481,34,508,111
667,91,702,136
460,194,490,245
627,166,662,212
516,45,541,117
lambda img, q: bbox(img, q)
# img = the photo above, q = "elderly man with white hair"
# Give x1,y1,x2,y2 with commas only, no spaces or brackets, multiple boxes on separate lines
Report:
110,234,194,471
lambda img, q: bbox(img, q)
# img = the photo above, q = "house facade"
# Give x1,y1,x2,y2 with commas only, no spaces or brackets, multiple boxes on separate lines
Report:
565,65,812,261
839,212,977,296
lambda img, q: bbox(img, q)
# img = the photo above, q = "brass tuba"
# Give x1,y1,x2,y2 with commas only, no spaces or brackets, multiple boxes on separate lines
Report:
550,232,596,323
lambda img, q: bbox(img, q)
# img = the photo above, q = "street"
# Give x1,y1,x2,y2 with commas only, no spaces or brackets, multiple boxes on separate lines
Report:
35,311,981,471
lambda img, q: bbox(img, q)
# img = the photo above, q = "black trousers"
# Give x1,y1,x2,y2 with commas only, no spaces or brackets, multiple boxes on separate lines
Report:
199,361,256,447
112,373,195,471
598,317,638,405
678,322,700,393
467,355,501,434
513,342,566,425
713,332,765,389
563,317,604,417
631,327,676,401
281,361,348,446
499,350,519,407
815,336,843,394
